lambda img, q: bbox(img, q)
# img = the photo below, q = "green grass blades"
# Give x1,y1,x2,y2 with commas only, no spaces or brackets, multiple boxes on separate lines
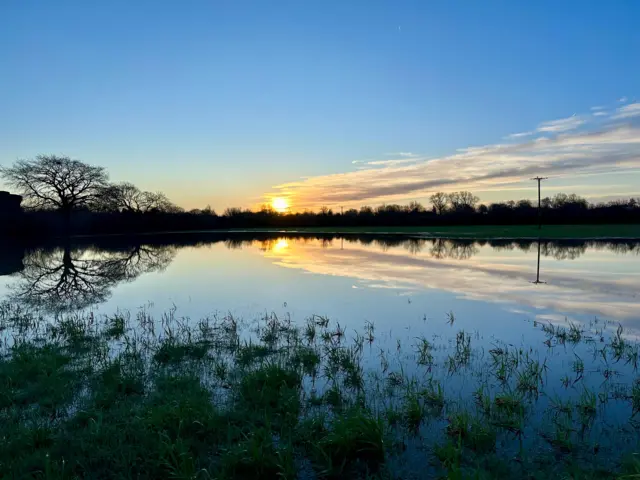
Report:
0,306,639,479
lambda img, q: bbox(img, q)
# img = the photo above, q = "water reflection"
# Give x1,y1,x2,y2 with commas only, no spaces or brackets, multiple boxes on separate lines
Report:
0,242,24,276
250,235,640,325
7,243,175,313
231,234,640,261
531,242,546,285
1,234,639,327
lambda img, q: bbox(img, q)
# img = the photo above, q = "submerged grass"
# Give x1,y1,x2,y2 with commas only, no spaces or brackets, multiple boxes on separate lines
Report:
0,304,639,479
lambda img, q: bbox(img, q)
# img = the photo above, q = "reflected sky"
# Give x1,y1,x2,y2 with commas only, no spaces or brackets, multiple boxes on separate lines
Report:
261,237,640,326
1,235,639,338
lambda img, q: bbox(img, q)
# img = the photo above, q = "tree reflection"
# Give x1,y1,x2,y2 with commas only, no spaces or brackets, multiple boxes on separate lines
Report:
214,233,639,263
429,239,479,260
540,242,587,260
9,244,176,313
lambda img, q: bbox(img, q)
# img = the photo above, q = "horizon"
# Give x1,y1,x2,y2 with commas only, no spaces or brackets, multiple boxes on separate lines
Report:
1,2,638,212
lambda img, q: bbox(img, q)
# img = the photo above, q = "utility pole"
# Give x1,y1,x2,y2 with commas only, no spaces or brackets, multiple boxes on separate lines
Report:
531,177,548,229
530,241,546,285
340,206,344,215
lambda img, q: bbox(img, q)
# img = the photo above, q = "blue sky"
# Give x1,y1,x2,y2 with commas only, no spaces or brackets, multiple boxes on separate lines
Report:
1,1,638,210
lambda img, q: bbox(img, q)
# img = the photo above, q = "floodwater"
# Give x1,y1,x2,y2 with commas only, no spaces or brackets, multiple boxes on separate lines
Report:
2,233,640,471
2,233,639,338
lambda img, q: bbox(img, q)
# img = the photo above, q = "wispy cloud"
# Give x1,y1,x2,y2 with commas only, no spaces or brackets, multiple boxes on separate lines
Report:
537,115,584,133
593,111,608,117
266,103,640,209
613,102,640,120
591,106,605,111
352,157,422,167
387,151,418,157
506,131,534,139
364,158,422,167
620,97,628,103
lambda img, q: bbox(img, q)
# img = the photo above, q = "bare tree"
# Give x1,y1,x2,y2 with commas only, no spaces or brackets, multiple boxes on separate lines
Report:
0,155,108,213
97,182,146,212
407,201,425,213
429,192,449,214
139,191,180,213
448,191,479,212
201,205,216,216
224,207,243,217
94,182,180,213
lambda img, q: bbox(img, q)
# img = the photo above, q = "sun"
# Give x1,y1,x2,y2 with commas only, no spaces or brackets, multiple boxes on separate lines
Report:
273,238,289,252
271,197,290,213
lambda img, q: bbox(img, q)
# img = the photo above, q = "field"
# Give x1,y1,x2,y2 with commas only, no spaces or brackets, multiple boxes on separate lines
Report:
230,224,640,240
1,303,639,479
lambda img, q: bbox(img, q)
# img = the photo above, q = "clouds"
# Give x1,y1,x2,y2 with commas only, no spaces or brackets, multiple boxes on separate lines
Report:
537,114,584,133
395,152,417,157
267,102,640,210
506,131,534,139
613,102,640,120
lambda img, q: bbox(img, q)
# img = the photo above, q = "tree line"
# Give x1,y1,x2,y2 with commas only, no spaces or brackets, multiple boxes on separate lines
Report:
1,154,639,236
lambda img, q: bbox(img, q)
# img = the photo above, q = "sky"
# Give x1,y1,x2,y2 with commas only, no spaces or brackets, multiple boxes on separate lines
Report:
1,1,639,212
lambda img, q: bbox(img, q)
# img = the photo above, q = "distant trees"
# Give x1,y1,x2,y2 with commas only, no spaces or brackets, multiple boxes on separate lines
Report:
0,155,108,214
95,182,143,212
94,182,179,214
448,191,479,212
3,153,639,236
430,192,448,215
550,193,588,210
223,207,243,217
408,201,425,213
429,191,478,214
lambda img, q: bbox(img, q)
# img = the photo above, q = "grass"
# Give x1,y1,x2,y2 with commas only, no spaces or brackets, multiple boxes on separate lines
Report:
0,304,639,479
228,224,640,239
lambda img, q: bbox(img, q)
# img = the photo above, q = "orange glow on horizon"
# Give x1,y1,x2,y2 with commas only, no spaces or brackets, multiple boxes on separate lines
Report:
271,197,290,213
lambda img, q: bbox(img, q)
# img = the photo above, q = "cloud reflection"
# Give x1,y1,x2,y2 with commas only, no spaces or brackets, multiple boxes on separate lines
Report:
251,237,640,328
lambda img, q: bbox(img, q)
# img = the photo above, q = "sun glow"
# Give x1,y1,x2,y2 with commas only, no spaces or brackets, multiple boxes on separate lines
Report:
271,197,290,213
273,238,289,252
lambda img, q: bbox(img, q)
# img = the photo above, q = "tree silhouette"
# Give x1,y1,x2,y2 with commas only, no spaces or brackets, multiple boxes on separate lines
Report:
0,155,108,214
448,191,479,212
8,244,176,313
95,182,179,213
429,192,449,215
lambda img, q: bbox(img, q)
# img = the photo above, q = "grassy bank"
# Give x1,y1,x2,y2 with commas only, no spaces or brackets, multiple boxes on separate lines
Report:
229,224,640,239
0,305,639,479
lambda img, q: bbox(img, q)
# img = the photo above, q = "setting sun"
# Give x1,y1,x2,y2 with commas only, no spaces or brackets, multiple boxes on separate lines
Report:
271,197,290,213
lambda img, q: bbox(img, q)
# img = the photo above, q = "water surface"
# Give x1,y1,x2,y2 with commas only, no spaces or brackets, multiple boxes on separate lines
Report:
2,233,640,471
2,234,640,337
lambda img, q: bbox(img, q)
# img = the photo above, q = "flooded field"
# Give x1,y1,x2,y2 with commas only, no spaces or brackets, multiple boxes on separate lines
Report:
1,234,639,478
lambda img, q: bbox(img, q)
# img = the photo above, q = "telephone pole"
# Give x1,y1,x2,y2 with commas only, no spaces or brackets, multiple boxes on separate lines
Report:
531,177,548,229
530,241,546,285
